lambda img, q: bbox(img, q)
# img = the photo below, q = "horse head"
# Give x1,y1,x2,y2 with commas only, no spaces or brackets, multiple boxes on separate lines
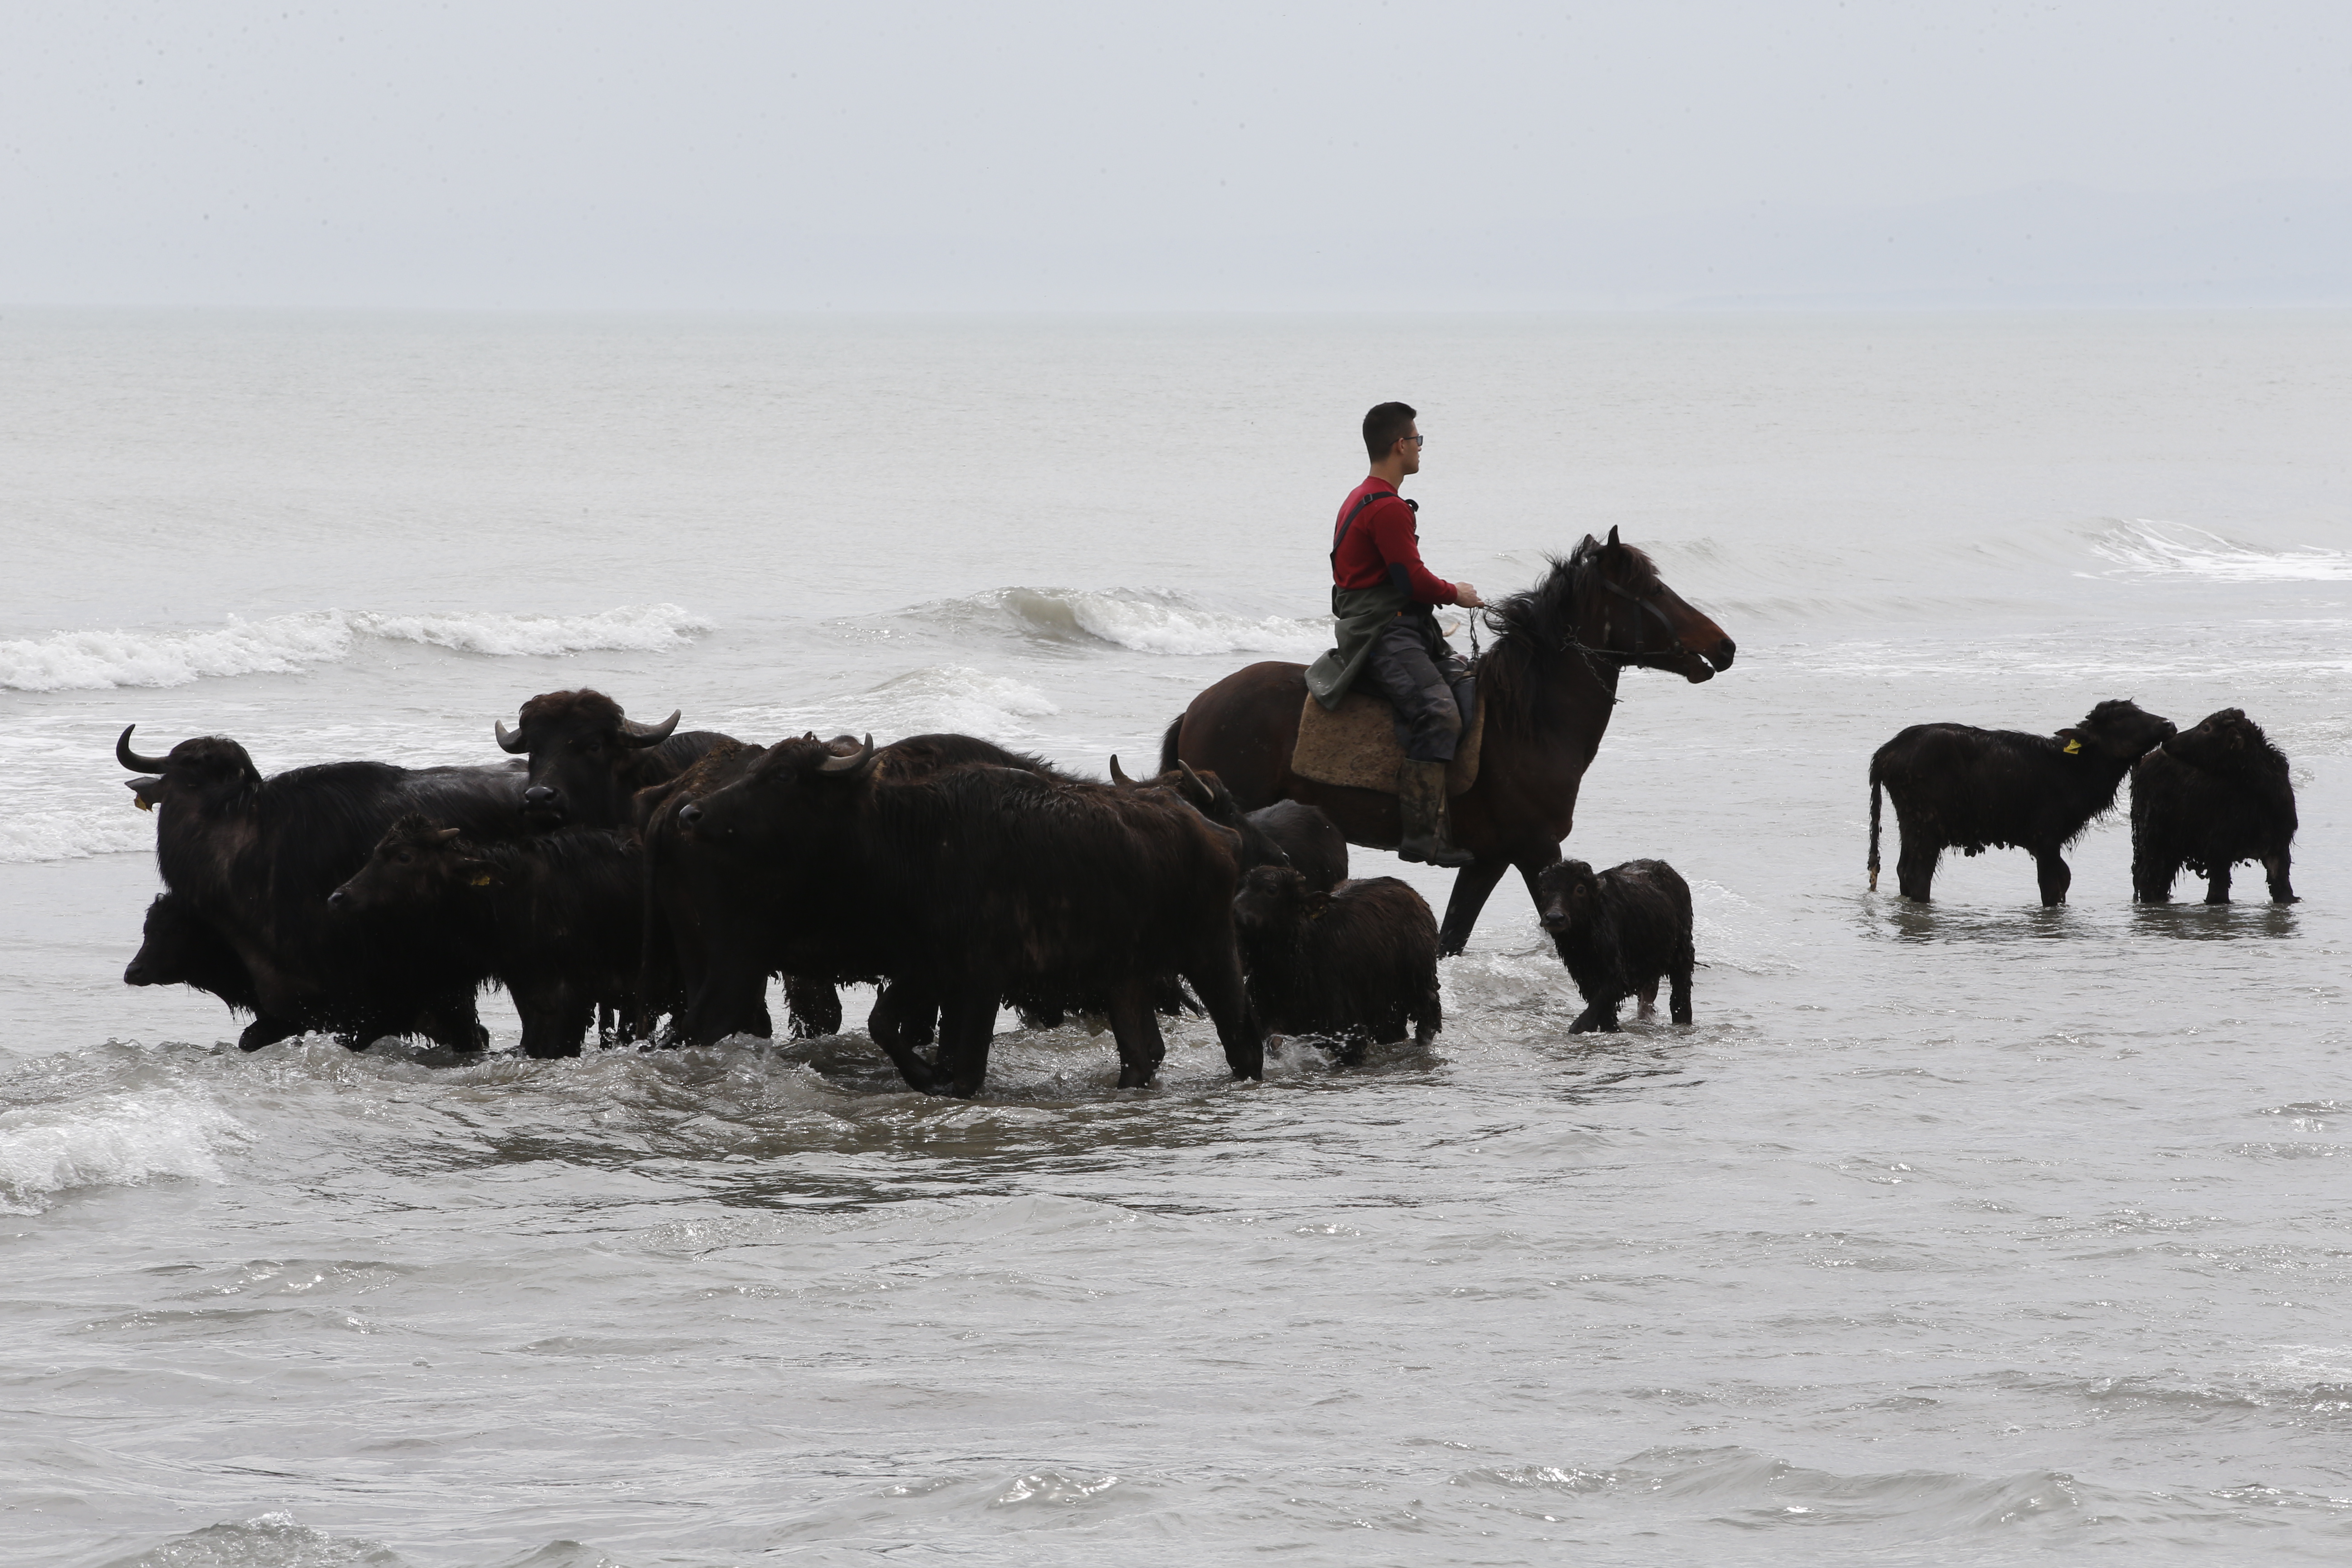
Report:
1500,527,1734,683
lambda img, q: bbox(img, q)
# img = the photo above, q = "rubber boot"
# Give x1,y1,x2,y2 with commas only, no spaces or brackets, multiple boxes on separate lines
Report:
1396,760,1474,868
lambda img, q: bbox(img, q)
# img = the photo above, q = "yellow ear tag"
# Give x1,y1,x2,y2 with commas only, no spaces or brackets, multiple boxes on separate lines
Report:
134,798,153,812
2063,739,2082,755
470,873,494,886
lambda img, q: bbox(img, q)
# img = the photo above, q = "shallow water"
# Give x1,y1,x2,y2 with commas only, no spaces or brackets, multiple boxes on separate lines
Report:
1,310,2347,1565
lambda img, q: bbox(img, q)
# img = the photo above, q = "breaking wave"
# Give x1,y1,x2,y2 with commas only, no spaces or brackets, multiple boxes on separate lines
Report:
2089,519,2352,583
0,1086,251,1215
725,664,1063,746
0,603,715,693
902,587,1329,658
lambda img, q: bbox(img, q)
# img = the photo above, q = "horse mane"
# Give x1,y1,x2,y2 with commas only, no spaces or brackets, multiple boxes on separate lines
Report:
1476,540,1662,737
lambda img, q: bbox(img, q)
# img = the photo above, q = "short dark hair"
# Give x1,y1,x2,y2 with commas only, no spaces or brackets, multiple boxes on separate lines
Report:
1363,402,1417,463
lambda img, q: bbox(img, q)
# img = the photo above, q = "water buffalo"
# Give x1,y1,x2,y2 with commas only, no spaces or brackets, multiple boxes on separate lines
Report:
494,688,732,828
330,816,656,1057
2131,708,2298,904
674,737,1262,1097
1534,858,1695,1033
115,725,528,1050
1867,699,2175,905
1231,867,1440,1061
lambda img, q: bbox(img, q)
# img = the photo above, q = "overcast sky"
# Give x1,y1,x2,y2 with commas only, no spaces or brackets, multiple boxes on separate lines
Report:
4,0,2347,308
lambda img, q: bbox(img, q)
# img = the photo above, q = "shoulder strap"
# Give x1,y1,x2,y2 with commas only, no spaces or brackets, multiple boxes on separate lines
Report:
1331,490,1418,564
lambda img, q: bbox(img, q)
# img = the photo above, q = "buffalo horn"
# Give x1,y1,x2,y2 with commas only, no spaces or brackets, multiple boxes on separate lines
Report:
1178,760,1210,799
620,710,682,748
1108,755,1136,788
494,720,529,755
116,725,169,772
433,827,464,843
818,735,877,777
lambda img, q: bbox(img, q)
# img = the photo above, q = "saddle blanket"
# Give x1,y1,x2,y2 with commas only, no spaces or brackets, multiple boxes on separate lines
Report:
1290,690,1484,797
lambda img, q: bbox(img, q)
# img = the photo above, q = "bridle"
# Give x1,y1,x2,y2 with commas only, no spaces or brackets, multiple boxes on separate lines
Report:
1469,541,1687,701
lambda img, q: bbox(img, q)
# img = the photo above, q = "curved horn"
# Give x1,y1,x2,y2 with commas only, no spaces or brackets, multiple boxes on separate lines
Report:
1108,755,1136,788
433,827,464,843
1178,760,1211,799
620,709,681,748
817,735,878,778
116,725,170,772
494,719,529,755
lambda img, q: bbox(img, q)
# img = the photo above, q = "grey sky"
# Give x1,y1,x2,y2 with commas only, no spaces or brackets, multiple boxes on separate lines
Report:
5,0,2347,307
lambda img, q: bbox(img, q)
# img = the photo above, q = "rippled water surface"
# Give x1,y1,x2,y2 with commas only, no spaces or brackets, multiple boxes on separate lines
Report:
2,311,2348,1565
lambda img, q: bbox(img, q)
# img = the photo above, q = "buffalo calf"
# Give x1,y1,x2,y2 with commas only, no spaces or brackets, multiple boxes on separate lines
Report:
1534,858,1695,1034
2132,707,2298,904
1231,867,1440,1061
1867,698,2174,906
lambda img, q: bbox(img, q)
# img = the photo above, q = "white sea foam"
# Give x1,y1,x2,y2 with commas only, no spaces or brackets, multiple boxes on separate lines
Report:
0,1088,251,1215
0,603,715,693
2089,520,2352,583
913,587,1329,658
730,664,1063,745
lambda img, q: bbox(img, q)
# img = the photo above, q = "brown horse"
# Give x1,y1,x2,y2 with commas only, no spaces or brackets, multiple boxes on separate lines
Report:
1160,528,1735,955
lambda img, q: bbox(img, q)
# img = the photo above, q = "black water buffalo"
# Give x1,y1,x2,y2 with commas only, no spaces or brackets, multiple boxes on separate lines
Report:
2132,708,2298,905
674,736,1262,1097
1247,800,1349,892
495,688,733,828
1230,867,1440,1061
1867,699,2175,905
330,816,654,1057
115,725,528,1050
644,732,1076,1047
1534,858,1695,1033
124,891,267,1015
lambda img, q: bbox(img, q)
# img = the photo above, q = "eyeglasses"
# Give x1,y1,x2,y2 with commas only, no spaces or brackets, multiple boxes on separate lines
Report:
1405,434,1425,446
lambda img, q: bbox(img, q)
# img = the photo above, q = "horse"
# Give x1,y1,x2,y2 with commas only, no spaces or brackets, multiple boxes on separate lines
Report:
1159,527,1734,955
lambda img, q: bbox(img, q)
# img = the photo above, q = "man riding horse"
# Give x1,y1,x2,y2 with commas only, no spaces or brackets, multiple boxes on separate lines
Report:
1305,402,1487,867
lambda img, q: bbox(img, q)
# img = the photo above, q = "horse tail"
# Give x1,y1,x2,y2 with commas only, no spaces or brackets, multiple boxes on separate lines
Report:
1157,714,1186,774
1867,762,1884,892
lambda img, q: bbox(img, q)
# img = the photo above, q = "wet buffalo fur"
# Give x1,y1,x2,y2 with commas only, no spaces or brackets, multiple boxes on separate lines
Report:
502,687,733,829
1110,757,1292,875
331,816,657,1058
117,727,532,1051
1231,867,1440,1062
1534,858,1695,1033
1867,699,2176,906
2131,708,2298,905
124,892,264,1018
644,733,1080,1050
675,737,1263,1097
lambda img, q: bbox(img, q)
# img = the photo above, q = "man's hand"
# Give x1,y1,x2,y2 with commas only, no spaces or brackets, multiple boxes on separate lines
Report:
1454,582,1485,609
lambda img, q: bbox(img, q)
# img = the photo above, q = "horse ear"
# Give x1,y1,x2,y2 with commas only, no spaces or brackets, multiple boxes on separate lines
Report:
1607,525,1621,548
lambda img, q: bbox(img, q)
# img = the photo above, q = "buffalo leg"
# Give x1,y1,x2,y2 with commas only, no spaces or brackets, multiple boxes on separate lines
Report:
2133,848,2178,903
2265,853,2297,903
783,975,843,1039
935,988,1000,1099
1568,996,1621,1034
237,1013,305,1052
1895,830,1940,902
2033,849,2071,907
865,982,941,1093
2204,862,2232,905
1183,941,1264,1081
519,995,590,1060
1669,937,1695,1025
1437,858,1514,956
1105,980,1166,1090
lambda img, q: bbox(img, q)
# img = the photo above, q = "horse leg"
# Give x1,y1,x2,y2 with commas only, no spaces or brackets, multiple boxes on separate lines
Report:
1437,857,1514,956
2033,848,2072,907
2204,861,2232,905
2265,853,2297,904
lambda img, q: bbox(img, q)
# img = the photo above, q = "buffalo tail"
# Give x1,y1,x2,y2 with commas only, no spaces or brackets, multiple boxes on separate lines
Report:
1867,765,1883,891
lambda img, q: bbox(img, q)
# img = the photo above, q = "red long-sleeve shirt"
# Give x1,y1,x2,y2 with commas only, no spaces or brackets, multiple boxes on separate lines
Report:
1331,477,1456,604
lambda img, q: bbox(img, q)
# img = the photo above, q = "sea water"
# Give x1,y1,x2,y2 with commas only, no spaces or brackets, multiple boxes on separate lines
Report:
0,309,2347,1565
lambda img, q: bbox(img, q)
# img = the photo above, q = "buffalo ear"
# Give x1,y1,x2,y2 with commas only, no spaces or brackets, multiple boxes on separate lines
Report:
1607,524,1621,548
1304,891,1333,920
